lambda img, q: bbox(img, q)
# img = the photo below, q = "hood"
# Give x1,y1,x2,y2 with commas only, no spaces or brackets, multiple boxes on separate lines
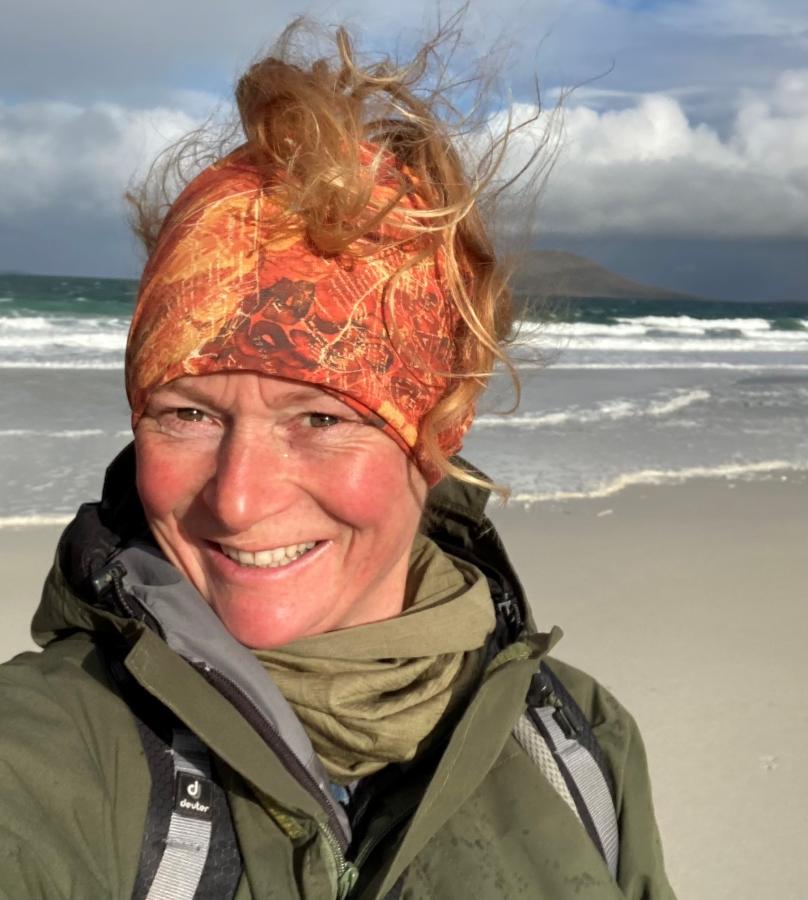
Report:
31,442,534,849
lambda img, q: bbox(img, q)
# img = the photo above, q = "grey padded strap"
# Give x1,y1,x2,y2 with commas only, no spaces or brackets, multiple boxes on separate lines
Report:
535,706,620,878
513,713,581,823
145,729,214,900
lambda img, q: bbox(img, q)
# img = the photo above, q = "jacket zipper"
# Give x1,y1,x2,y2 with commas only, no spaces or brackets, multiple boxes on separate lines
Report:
95,563,358,894
94,562,139,620
99,563,346,844
192,663,361,896
194,665,347,837
320,823,359,898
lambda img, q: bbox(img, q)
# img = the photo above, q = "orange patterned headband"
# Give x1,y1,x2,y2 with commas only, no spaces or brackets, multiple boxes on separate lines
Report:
125,146,469,481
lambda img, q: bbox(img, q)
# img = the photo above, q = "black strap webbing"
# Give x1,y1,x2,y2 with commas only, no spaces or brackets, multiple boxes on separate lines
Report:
106,655,242,900
514,662,620,878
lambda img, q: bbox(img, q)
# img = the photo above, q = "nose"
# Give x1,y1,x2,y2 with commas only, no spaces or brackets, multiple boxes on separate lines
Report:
201,427,299,534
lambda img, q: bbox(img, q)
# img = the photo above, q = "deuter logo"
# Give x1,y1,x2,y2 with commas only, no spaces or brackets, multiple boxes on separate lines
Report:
180,797,210,813
175,772,214,821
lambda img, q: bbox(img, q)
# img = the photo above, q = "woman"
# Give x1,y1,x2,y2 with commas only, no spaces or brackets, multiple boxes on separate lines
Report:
0,23,675,900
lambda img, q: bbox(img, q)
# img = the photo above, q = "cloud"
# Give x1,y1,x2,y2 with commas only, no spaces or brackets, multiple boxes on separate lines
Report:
0,98,203,214
656,0,808,42
0,97,210,275
495,69,808,239
0,1,802,299
1,64,805,278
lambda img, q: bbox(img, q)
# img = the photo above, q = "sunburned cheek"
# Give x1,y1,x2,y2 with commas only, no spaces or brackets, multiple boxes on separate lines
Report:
326,446,423,524
135,446,169,516
135,435,211,519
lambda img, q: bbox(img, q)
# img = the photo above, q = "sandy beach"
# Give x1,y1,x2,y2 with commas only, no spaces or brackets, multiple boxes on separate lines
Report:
489,473,808,900
2,474,807,899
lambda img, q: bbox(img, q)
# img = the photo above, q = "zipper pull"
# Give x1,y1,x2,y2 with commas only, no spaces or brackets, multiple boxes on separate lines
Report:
91,560,126,598
89,559,153,628
337,862,359,899
527,670,579,738
90,560,135,616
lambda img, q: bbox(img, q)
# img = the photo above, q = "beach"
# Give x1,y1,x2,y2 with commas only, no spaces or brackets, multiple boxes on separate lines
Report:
3,473,807,899
2,274,808,898
491,473,808,900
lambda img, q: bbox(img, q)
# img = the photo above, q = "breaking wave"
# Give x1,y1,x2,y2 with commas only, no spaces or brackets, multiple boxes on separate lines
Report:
473,389,710,430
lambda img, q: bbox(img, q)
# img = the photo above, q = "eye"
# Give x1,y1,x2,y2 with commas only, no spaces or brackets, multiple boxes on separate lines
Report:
306,412,342,428
175,408,208,422
154,406,219,437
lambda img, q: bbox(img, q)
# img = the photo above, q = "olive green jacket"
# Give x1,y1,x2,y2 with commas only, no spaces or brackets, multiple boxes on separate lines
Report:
0,450,676,899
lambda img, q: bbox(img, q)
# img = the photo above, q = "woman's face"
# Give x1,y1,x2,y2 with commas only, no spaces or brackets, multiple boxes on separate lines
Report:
135,372,428,648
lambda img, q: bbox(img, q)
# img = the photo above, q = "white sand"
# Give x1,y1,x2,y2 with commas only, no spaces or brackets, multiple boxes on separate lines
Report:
490,474,808,900
0,524,63,658
2,475,807,899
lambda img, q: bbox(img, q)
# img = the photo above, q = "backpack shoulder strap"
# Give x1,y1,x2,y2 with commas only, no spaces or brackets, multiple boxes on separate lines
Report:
106,654,243,900
513,661,620,878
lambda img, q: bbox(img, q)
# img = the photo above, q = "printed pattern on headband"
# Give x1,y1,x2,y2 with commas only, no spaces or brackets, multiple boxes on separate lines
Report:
126,150,468,471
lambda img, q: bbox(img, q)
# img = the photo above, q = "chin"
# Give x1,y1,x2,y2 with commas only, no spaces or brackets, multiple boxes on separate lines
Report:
210,603,328,649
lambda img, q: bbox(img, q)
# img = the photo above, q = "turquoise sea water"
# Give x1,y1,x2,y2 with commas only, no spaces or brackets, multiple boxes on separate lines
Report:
0,273,137,316
1,273,807,522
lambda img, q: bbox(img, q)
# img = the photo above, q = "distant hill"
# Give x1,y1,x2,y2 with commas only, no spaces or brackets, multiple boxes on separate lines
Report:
509,250,695,302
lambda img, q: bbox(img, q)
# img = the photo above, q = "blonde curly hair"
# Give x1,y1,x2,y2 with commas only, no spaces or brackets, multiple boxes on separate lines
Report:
127,16,549,492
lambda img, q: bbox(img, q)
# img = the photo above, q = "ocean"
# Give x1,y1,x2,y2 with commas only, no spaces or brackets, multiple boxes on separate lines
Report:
1,272,807,524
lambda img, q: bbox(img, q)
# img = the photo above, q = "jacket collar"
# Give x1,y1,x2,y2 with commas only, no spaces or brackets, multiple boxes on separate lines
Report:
43,442,532,647
32,442,544,864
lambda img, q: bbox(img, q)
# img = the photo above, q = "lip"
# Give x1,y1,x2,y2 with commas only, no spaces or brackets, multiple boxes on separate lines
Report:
203,539,330,582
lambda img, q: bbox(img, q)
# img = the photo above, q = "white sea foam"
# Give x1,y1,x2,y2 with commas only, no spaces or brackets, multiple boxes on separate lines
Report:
507,460,808,505
620,315,776,333
521,333,807,353
647,391,712,415
0,315,130,329
518,316,807,337
0,429,106,438
514,315,808,355
0,514,73,529
0,316,129,366
518,362,808,371
474,389,710,430
0,316,54,331
0,331,125,350
0,361,123,369
0,311,804,367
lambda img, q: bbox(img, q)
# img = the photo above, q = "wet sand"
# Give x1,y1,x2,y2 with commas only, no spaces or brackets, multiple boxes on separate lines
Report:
2,474,807,899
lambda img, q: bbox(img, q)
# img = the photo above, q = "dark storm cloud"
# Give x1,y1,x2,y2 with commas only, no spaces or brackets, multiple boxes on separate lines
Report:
1,1,806,298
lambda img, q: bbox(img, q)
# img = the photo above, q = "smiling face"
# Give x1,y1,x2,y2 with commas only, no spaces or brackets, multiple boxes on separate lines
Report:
134,372,428,648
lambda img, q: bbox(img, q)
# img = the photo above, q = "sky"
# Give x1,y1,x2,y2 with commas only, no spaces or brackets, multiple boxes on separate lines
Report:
1,0,806,301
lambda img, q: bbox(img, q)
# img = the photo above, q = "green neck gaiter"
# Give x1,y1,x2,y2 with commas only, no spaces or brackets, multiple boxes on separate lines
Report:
253,534,495,783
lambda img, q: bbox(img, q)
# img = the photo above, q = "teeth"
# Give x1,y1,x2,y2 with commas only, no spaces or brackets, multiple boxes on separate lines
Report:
221,541,316,568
